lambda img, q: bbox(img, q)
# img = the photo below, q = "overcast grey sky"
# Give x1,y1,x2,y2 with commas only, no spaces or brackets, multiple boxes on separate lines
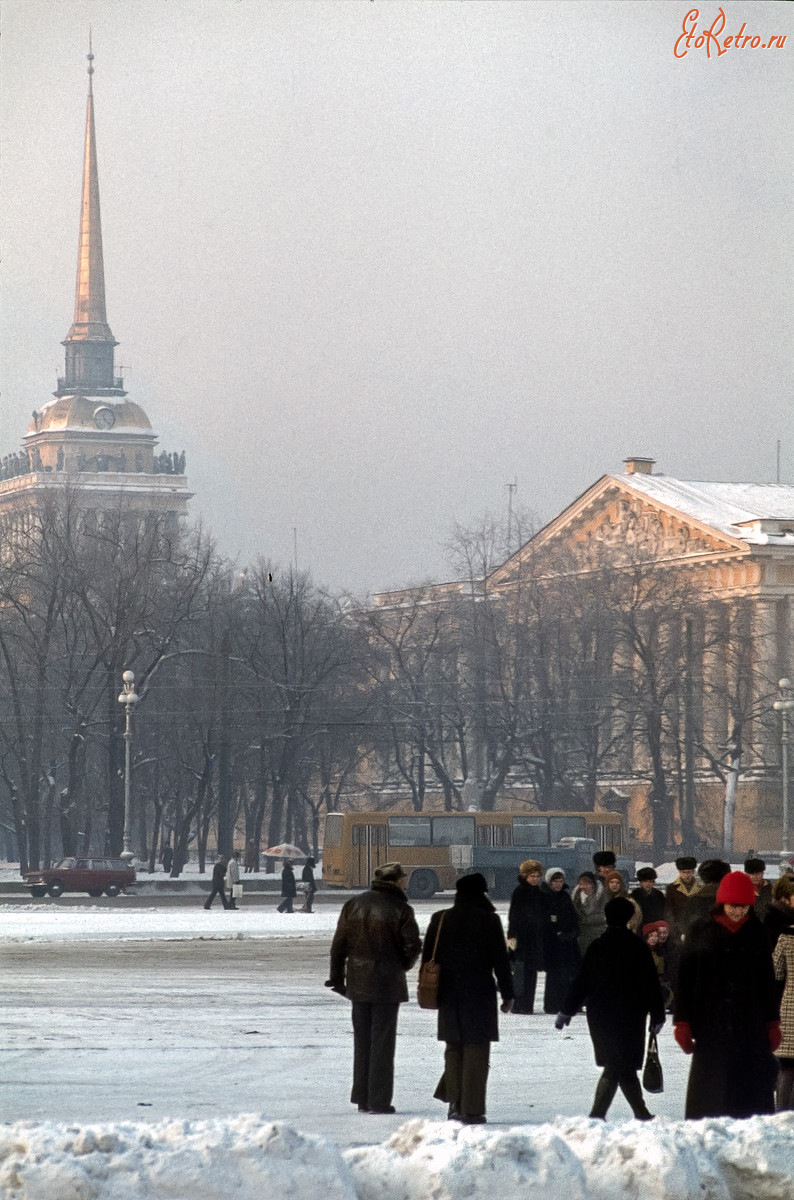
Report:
1,0,791,595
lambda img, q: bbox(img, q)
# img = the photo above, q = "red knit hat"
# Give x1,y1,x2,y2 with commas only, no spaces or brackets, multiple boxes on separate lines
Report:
716,871,756,906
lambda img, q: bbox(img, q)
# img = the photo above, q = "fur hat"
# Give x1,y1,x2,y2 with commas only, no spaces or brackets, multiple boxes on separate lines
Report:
604,870,625,888
456,872,489,898
744,857,766,874
577,871,597,887
593,850,616,869
642,920,669,938
519,859,543,878
675,856,697,871
715,871,756,906
636,867,657,882
605,896,634,926
545,867,566,886
373,862,406,883
698,859,731,885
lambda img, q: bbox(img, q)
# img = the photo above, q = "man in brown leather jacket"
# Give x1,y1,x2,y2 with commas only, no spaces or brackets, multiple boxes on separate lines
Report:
327,862,421,1114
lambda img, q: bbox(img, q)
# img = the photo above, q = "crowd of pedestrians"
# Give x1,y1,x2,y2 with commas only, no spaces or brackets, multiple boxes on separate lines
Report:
325,849,793,1125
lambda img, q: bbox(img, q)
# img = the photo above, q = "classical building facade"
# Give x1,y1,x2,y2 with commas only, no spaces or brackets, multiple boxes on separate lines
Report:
0,49,191,535
371,457,794,857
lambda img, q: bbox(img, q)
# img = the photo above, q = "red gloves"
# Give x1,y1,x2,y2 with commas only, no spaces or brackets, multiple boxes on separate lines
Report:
768,1021,782,1052
674,1022,695,1054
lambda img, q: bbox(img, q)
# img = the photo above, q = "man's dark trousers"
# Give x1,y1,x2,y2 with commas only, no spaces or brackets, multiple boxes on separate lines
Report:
350,1001,399,1111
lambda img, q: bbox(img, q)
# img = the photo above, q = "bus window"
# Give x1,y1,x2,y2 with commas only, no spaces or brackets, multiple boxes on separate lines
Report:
388,815,431,846
324,814,343,848
476,825,492,847
494,824,513,847
549,816,587,843
512,817,549,846
432,816,475,846
352,825,362,846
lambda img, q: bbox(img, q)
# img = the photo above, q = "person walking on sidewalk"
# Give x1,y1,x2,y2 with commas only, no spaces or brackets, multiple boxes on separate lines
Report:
556,896,665,1120
226,849,242,909
276,860,297,913
204,856,231,910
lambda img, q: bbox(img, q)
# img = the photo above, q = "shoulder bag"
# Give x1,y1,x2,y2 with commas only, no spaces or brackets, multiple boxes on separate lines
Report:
417,913,445,1010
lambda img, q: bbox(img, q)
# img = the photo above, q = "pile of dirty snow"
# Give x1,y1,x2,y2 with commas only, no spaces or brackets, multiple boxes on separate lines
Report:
2,1113,793,1200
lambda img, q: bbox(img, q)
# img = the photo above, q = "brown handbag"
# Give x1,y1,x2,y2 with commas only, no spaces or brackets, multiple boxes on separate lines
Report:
417,913,445,1009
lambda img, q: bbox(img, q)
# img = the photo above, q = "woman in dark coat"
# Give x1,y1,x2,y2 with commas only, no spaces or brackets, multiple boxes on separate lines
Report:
422,872,514,1125
674,870,781,1119
507,859,548,1014
558,895,665,1120
276,861,297,913
541,868,581,1014
300,856,317,913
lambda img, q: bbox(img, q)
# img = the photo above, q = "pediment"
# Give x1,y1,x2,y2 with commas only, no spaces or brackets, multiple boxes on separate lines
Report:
490,477,747,585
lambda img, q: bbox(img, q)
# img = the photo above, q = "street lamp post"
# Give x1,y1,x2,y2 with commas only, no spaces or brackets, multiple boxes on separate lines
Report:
773,677,794,857
118,670,139,863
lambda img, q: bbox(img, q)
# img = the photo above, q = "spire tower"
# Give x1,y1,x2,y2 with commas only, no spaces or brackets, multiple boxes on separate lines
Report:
57,39,124,398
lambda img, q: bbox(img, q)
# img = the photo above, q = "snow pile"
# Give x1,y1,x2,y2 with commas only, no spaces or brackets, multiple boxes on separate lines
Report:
0,1116,356,1200
3,1113,793,1200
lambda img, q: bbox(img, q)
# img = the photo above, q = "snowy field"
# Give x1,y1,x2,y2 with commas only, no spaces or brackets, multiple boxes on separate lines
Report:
2,891,793,1199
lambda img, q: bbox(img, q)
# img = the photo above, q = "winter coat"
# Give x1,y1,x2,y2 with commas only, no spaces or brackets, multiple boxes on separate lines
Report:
762,901,794,951
563,926,665,1071
507,878,548,969
329,880,421,1004
301,860,317,894
226,857,241,887
664,879,701,939
211,860,227,888
675,911,779,1118
571,883,607,954
631,886,666,926
680,883,720,935
422,893,514,1044
280,863,297,898
773,932,794,1059
753,881,774,921
542,884,581,1010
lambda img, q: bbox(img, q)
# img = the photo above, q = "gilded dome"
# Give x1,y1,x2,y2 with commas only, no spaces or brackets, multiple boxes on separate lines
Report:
28,396,152,435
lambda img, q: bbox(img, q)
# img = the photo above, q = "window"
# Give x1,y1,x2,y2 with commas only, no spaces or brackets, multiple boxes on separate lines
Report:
432,817,475,846
388,816,431,846
512,817,550,847
324,814,343,849
549,816,587,843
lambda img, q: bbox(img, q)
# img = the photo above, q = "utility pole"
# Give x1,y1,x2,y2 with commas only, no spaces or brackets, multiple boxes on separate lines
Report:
506,478,518,554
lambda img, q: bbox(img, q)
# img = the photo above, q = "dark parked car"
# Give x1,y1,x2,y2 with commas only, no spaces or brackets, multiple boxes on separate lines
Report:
24,857,136,898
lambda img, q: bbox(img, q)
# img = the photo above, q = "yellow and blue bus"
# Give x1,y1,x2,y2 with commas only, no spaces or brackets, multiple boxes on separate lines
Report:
322,809,628,898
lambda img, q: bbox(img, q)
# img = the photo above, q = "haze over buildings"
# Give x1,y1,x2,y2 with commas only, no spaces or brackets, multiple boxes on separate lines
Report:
1,1,791,594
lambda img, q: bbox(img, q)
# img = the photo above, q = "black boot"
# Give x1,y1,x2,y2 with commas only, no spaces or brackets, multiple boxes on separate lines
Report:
589,1071,619,1119
619,1072,654,1120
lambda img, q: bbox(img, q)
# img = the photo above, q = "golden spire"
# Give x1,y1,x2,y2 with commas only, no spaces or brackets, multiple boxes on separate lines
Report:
59,39,123,397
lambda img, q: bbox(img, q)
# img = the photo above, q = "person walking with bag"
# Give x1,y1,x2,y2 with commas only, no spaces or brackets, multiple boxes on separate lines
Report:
203,855,231,910
226,849,242,909
326,862,421,1115
422,873,514,1125
276,860,297,913
556,896,665,1120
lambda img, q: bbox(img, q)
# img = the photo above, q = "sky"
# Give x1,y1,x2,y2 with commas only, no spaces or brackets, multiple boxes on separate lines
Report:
3,892,793,1198
1,1,792,596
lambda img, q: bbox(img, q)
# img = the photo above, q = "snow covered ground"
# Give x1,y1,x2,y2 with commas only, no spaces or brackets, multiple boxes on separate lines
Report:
2,887,793,1199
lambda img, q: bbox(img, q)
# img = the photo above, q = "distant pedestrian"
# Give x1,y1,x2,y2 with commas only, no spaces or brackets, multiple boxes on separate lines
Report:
161,843,173,875
557,896,664,1120
226,849,242,909
204,856,230,910
507,859,548,1013
244,839,257,874
674,870,780,1119
763,874,794,951
326,861,421,1114
664,855,700,994
571,871,607,955
631,867,665,925
744,857,773,921
541,868,581,1014
603,871,642,934
277,860,297,913
423,872,514,1125
300,856,317,913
